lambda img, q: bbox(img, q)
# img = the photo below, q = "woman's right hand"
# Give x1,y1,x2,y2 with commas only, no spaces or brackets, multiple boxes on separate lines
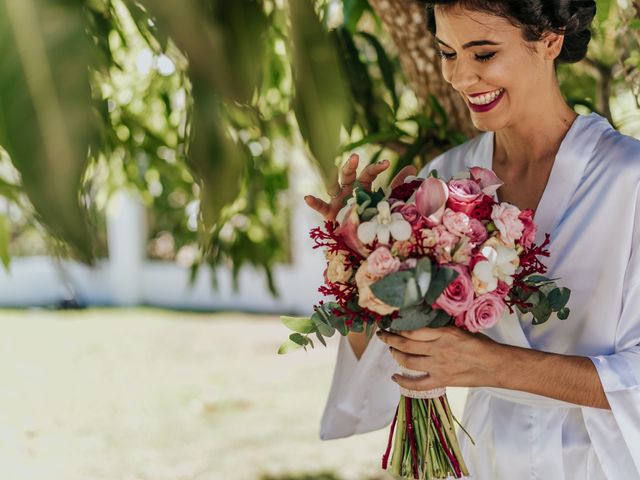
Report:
304,153,418,222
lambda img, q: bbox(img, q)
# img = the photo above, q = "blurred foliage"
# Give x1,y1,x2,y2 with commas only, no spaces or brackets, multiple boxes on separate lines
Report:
0,0,637,294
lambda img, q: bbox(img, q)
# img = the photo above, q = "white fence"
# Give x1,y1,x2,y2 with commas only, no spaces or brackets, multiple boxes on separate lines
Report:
0,149,330,314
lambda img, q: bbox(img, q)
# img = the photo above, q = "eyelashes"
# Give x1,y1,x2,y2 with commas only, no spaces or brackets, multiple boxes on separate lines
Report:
436,50,496,63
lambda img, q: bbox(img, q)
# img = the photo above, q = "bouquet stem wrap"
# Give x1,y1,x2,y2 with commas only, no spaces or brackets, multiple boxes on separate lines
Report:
382,367,470,479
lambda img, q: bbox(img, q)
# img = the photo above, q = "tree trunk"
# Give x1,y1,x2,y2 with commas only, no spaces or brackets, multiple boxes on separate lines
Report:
368,0,477,138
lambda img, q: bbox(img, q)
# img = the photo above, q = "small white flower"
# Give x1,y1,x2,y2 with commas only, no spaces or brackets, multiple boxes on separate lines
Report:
357,201,411,245
472,242,519,294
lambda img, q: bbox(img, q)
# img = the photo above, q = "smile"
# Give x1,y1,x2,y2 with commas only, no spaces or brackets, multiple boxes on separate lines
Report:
465,88,505,113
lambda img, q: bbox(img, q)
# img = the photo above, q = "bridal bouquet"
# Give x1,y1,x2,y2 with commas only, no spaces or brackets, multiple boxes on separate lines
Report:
280,166,571,479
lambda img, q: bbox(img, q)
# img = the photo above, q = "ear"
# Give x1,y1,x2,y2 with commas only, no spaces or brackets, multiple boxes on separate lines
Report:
541,31,565,61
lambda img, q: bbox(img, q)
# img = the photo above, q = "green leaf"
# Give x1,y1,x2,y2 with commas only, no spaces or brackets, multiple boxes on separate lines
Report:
281,316,315,334
278,339,304,355
289,333,309,346
596,0,613,26
415,258,432,296
143,0,267,104
370,271,419,308
188,84,245,229
557,307,570,320
548,287,570,311
429,309,453,328
311,312,336,337
356,31,399,112
0,214,10,270
288,1,350,188
423,266,459,304
343,0,371,33
531,294,552,325
315,331,327,347
392,305,433,330
0,0,97,262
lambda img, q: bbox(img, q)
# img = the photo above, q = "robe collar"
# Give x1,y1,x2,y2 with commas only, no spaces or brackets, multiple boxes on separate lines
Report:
477,113,612,349
478,113,611,246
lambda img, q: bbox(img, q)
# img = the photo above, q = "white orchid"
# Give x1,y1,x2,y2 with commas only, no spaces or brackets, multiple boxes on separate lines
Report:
357,201,411,245
472,240,520,294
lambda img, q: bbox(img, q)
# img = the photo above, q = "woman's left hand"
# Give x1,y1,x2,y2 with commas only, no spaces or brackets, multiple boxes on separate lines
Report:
376,326,505,391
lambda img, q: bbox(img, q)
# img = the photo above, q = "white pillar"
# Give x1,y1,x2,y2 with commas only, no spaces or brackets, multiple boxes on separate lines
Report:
107,190,146,306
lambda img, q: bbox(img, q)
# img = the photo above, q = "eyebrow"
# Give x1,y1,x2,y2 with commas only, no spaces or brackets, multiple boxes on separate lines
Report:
435,37,502,49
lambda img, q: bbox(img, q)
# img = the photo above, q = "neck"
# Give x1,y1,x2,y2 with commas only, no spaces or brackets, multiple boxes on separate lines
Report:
493,85,578,170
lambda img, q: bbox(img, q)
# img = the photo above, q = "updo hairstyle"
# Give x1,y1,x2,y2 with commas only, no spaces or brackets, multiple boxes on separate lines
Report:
424,0,597,64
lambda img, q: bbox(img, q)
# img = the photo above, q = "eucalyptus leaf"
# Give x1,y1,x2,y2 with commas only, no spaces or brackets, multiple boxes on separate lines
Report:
289,333,309,346
415,258,432,296
370,270,417,308
531,294,552,325
392,305,433,330
548,287,570,310
315,331,327,347
281,316,315,334
311,312,336,337
277,338,304,354
423,266,459,304
557,307,570,320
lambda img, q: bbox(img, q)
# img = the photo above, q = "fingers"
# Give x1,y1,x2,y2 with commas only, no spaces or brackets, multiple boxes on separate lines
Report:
390,165,418,190
397,327,449,342
377,329,436,355
358,159,390,191
390,349,434,372
304,195,331,218
339,153,359,188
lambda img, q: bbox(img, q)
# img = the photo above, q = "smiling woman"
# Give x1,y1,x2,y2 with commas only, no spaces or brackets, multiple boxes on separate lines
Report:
315,1,640,480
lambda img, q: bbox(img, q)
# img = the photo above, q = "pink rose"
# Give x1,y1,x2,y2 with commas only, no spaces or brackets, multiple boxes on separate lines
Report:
518,209,537,249
367,246,401,277
493,280,511,298
452,238,474,266
455,293,507,332
399,204,421,223
434,265,474,316
355,262,398,315
447,179,484,215
442,209,471,237
468,218,488,244
434,225,459,264
491,203,524,246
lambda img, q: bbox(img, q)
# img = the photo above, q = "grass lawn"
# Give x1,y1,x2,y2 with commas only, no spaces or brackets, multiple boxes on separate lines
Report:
0,309,467,480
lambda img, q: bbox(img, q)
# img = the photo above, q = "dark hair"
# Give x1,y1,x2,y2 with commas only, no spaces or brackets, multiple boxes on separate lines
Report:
424,0,596,64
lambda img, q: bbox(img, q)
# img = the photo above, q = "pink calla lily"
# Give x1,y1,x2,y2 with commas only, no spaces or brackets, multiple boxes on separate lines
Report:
470,167,504,195
415,177,449,225
335,204,369,257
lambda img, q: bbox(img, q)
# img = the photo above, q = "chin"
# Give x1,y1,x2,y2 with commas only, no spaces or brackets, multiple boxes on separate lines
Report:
469,114,506,132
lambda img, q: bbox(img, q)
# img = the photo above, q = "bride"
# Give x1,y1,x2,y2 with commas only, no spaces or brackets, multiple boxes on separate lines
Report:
305,1,640,478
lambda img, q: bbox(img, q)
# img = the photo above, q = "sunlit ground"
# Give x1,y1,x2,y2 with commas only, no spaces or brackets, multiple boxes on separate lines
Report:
0,309,467,480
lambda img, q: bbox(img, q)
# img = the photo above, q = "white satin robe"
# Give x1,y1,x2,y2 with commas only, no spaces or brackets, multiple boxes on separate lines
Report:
320,113,640,479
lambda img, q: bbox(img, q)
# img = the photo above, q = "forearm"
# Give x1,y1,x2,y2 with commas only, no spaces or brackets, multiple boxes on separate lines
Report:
493,344,611,410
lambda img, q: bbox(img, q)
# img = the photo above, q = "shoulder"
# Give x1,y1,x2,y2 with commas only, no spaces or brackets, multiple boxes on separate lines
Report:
590,115,640,184
417,132,492,179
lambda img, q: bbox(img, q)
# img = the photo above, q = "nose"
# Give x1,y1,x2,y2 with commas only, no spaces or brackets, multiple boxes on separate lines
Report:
443,57,480,94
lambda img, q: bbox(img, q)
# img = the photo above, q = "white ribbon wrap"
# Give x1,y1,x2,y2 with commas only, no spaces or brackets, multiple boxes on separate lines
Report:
398,366,446,399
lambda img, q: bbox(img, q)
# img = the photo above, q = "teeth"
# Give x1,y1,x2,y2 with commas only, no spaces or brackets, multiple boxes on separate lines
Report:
467,89,503,105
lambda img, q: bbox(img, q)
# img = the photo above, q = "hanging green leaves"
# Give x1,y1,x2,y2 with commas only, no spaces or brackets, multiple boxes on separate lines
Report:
288,0,351,188
0,0,97,262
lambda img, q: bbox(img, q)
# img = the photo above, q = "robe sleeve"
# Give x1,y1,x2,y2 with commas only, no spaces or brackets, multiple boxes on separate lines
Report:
585,187,640,475
319,335,400,440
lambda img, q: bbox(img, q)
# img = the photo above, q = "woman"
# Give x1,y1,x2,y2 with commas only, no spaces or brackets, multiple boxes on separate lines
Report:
305,1,640,478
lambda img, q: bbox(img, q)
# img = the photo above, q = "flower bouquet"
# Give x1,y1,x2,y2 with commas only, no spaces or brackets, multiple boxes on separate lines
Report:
280,166,571,479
